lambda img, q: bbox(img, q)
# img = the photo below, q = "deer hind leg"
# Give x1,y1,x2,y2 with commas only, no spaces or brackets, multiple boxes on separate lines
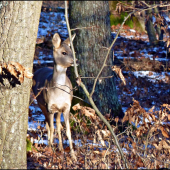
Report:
63,110,77,161
56,112,64,151
39,103,53,146
46,121,50,143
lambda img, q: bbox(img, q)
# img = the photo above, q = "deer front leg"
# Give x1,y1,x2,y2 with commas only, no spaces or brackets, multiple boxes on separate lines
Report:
46,121,50,144
63,110,77,161
56,112,64,151
47,113,54,146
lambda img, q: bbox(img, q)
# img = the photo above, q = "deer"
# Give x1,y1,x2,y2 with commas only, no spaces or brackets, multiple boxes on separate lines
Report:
32,33,77,161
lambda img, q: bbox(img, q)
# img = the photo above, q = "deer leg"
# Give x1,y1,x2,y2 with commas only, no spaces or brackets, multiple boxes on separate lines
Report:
56,112,64,151
46,121,50,143
63,110,77,161
47,113,54,146
39,103,52,146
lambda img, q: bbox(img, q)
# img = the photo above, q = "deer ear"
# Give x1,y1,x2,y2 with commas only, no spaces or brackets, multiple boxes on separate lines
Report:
52,33,61,49
64,33,76,46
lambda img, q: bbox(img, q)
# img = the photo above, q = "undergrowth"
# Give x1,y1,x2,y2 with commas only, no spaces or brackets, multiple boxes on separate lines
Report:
110,12,133,28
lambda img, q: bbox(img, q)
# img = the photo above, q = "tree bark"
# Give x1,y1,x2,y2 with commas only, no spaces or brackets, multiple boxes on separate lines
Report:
69,1,124,118
0,1,42,169
154,7,165,46
146,9,157,45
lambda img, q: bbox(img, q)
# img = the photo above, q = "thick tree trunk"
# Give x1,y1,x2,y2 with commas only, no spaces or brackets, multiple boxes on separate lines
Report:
0,1,42,169
69,1,124,118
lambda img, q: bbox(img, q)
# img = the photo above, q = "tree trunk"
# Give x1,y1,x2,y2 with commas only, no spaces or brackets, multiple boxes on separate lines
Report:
69,1,124,118
0,1,42,169
146,9,157,45
154,7,165,46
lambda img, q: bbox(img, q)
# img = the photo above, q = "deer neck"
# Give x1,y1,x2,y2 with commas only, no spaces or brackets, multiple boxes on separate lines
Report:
52,65,67,86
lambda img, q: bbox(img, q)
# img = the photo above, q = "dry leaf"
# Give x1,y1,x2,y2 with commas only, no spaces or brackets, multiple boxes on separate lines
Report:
161,140,170,149
96,130,105,146
112,65,126,85
24,69,33,79
0,61,33,84
159,126,169,138
101,150,110,157
19,73,24,83
10,61,24,73
149,106,155,113
101,129,111,138
167,40,170,48
149,114,156,122
7,63,18,78
93,150,100,154
81,107,96,119
91,158,98,164
72,103,82,111
115,116,119,123
168,114,170,121
153,142,161,150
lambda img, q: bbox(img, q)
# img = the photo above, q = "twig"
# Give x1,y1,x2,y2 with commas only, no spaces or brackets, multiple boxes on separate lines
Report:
80,75,113,79
36,86,87,104
144,121,160,157
71,25,96,31
90,11,135,98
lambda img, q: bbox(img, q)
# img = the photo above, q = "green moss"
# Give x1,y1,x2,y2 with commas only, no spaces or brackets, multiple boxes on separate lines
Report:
26,138,32,152
110,12,133,28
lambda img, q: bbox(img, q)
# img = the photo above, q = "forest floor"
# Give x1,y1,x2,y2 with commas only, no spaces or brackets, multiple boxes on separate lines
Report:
27,1,170,169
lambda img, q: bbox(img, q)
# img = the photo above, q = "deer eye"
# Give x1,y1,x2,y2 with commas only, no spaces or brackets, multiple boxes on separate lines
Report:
62,52,67,55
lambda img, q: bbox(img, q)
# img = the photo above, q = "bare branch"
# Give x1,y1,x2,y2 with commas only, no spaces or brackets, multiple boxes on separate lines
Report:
80,75,114,79
71,25,96,31
90,11,135,98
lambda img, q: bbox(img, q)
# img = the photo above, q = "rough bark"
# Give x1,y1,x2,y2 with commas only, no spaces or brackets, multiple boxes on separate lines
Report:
0,1,42,169
146,9,157,45
69,1,124,118
154,7,164,46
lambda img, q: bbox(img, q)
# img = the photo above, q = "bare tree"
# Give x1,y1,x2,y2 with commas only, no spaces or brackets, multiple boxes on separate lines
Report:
0,1,42,169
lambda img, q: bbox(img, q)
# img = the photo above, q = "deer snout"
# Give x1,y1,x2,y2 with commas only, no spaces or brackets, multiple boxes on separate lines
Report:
71,58,78,66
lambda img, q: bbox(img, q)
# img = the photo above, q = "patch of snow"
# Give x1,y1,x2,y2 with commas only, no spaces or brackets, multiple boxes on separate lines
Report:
34,139,48,145
122,107,128,113
138,167,147,169
133,71,170,83
38,54,53,60
29,105,42,114
129,29,136,33
28,121,39,131
152,16,156,24
129,51,135,55
32,114,45,122
33,60,53,65
37,11,68,38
